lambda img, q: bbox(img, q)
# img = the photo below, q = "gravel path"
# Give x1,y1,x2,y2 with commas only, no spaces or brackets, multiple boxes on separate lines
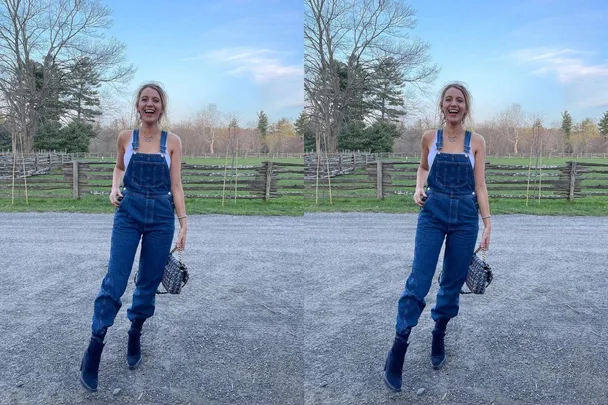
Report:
303,213,608,405
0,213,303,405
1,212,606,404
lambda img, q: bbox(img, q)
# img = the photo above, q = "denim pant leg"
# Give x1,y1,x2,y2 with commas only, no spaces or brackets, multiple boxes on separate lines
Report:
396,211,446,335
92,210,142,336
127,211,174,322
431,211,478,322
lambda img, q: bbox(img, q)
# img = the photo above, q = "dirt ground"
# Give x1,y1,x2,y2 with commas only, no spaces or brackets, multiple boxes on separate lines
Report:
303,213,608,405
0,213,303,405
1,212,606,405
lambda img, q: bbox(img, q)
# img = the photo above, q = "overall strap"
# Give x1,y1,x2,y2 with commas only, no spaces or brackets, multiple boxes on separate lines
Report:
436,129,443,151
464,130,472,155
160,130,168,155
132,129,139,151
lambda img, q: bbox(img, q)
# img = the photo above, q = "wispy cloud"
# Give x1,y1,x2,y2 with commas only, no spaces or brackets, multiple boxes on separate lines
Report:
184,48,304,113
193,48,303,84
505,48,608,109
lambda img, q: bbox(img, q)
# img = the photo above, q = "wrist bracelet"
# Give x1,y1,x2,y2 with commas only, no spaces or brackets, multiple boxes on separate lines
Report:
177,215,187,220
481,215,491,219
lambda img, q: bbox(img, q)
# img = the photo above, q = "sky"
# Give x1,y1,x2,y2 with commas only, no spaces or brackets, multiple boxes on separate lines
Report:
103,0,303,127
406,0,608,127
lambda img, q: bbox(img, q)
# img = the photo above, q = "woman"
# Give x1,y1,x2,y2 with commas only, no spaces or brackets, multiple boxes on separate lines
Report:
80,82,188,392
383,82,491,392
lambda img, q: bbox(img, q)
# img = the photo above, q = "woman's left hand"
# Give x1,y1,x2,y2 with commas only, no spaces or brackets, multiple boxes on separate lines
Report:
176,227,187,251
480,227,491,250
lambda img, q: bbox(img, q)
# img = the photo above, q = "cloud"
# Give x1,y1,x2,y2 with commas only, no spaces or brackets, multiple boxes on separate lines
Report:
505,48,608,109
187,48,303,112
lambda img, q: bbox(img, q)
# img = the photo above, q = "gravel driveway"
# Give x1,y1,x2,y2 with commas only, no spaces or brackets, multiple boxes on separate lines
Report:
303,213,608,405
1,212,606,405
0,213,303,405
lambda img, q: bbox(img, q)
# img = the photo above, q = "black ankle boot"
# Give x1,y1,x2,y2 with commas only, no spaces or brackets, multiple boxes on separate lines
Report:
431,319,449,369
127,319,144,369
383,333,410,392
80,334,105,392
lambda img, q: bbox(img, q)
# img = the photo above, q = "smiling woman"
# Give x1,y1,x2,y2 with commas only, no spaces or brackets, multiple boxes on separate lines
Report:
79,82,188,392
383,81,492,392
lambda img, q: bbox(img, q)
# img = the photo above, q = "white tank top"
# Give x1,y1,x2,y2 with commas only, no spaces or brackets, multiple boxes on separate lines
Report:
427,130,475,168
123,130,171,169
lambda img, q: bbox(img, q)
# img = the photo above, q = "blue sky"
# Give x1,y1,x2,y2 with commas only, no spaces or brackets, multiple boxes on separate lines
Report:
406,0,608,126
103,0,303,127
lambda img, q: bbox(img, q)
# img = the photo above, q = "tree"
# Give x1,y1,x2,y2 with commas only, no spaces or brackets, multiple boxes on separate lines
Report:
498,104,524,154
304,0,439,153
368,56,406,122
194,104,221,154
257,110,269,153
33,120,96,152
64,57,102,123
561,111,573,153
598,111,608,139
578,117,599,153
0,0,135,152
295,110,316,152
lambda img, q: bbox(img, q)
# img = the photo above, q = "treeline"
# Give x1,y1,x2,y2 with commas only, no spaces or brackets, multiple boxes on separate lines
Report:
89,106,304,155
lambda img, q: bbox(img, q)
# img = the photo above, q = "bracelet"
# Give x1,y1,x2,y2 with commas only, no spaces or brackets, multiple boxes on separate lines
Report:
481,215,491,219
177,215,187,220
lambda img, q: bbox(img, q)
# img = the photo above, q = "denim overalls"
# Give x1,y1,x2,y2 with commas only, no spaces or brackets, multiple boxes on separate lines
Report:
396,129,479,335
91,129,175,337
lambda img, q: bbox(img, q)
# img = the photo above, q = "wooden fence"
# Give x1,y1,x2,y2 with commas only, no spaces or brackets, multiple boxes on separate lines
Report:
0,161,304,201
304,161,608,201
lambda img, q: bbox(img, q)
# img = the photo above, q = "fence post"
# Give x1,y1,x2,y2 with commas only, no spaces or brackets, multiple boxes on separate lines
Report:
72,160,79,199
568,162,577,201
265,161,274,201
376,160,383,200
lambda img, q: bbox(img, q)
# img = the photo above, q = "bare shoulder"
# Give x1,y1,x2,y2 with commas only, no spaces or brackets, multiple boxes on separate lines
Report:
117,130,132,149
167,132,182,146
421,129,436,146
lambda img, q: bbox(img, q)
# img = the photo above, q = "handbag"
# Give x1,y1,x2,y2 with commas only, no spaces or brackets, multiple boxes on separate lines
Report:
132,246,189,295
436,247,493,295
462,247,492,294
158,247,189,294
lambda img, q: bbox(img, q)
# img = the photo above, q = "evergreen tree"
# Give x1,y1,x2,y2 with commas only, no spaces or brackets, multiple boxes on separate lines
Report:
64,57,102,123
257,110,269,153
598,111,608,139
368,57,406,122
561,110,573,153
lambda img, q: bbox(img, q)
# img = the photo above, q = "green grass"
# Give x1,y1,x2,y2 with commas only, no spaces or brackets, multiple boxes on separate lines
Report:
0,195,305,216
304,195,608,216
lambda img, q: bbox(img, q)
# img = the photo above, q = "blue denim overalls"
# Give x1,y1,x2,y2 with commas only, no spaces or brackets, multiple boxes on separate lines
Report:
395,129,479,335
91,129,175,337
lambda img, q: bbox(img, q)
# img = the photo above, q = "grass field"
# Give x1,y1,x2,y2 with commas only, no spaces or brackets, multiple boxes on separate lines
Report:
1,155,606,216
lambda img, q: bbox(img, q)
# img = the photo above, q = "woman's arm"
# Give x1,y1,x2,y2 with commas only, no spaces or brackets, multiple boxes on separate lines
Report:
473,133,491,250
413,130,433,207
169,133,187,250
109,131,129,207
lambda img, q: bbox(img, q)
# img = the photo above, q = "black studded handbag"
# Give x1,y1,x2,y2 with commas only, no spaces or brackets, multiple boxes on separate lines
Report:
462,247,492,294
158,247,189,294
436,247,493,295
133,246,189,295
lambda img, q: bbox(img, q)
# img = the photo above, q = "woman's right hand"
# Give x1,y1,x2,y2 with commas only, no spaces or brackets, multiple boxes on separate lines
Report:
413,187,427,207
109,187,124,207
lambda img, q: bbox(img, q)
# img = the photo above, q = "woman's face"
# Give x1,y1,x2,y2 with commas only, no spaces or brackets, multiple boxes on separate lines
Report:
137,87,163,125
441,87,467,124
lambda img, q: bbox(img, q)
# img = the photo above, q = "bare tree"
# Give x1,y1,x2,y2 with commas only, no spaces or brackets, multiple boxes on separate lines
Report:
0,0,135,152
304,0,439,153
193,104,222,154
496,103,525,154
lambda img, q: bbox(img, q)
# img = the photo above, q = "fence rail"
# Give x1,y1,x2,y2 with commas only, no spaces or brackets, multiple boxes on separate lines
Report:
2,153,607,202
303,160,608,201
0,161,304,200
